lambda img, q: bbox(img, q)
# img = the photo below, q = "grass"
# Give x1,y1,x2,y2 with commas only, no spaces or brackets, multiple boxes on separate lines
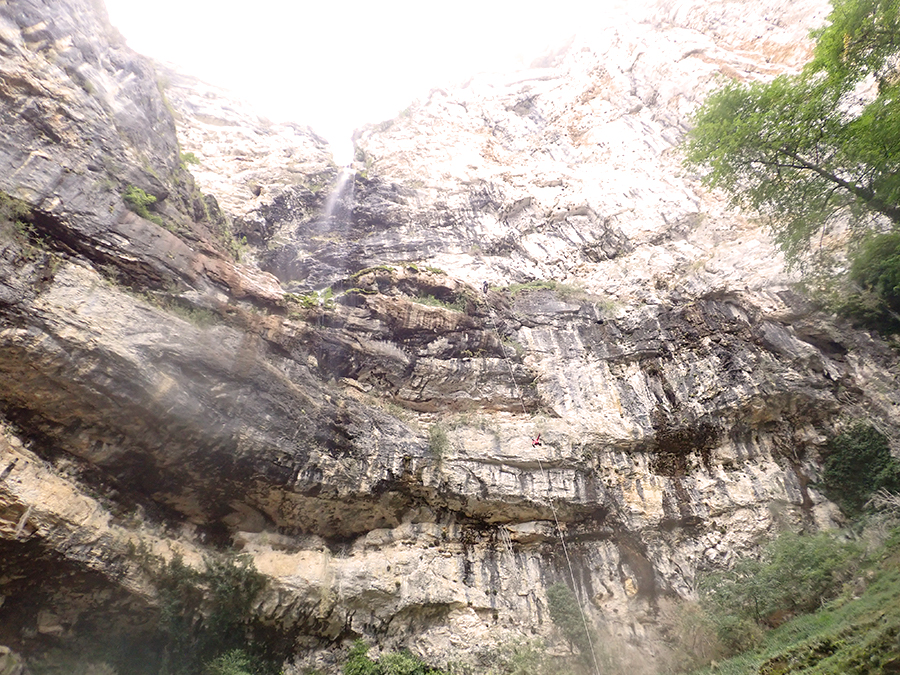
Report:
507,280,563,297
504,280,615,311
126,290,218,327
349,265,397,280
412,294,466,312
686,529,900,675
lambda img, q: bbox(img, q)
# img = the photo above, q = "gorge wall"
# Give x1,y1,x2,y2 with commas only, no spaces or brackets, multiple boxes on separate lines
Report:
1,0,898,672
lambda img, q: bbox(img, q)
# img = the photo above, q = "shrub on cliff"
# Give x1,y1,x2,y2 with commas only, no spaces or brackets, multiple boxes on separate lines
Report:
428,424,449,460
133,548,279,675
123,185,164,227
837,232,900,333
343,641,446,675
687,523,900,674
205,650,254,675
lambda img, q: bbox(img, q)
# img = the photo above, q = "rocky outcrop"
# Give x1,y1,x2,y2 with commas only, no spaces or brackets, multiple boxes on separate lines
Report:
0,0,898,673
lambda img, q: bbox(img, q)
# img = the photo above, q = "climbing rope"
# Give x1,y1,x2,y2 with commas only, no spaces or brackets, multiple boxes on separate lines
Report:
498,525,515,556
483,297,603,675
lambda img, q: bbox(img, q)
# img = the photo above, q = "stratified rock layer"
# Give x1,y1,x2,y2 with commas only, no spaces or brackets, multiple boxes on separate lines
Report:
0,0,898,673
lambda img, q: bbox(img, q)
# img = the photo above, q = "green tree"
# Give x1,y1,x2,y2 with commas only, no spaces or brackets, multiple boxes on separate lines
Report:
685,0,900,324
545,583,592,662
822,420,900,514
138,550,275,675
205,650,254,675
699,531,861,654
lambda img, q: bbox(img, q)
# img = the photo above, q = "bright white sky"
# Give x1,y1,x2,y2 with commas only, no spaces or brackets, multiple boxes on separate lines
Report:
103,0,627,162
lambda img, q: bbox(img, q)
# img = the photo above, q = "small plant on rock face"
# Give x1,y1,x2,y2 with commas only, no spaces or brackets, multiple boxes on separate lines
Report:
412,294,466,312
122,185,164,227
507,280,560,297
0,192,57,262
180,151,200,167
428,424,449,460
0,192,29,225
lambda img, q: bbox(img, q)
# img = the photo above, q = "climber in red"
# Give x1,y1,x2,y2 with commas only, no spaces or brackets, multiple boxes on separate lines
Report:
531,434,542,447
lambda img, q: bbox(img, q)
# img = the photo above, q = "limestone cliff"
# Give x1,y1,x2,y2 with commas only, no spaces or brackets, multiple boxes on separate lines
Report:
0,0,898,673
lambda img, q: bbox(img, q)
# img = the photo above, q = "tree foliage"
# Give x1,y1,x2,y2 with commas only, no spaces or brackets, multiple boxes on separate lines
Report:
343,641,445,675
685,0,900,327
545,583,592,661
135,549,278,675
699,531,862,654
822,420,900,514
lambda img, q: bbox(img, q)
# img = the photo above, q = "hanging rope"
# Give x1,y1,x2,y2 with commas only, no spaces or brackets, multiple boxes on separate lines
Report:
499,525,515,556
483,296,603,675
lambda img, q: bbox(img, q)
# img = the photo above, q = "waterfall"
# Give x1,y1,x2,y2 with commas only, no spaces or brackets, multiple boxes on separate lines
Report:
321,167,355,227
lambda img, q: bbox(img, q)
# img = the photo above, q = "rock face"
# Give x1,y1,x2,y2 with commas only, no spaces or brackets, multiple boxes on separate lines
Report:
0,0,898,673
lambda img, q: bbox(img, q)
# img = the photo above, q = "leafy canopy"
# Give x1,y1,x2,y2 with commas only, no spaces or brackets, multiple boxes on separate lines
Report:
822,420,900,514
545,583,593,661
699,531,862,654
342,641,446,675
684,0,900,277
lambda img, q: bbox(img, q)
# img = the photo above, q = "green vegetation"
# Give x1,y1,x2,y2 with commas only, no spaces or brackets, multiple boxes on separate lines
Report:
1,192,42,260
820,421,900,515
340,633,609,675
283,288,336,315
501,337,525,358
223,231,249,262
343,641,445,675
406,264,445,276
504,280,609,308
350,265,397,280
135,548,282,675
344,287,379,297
684,0,900,332
475,640,553,675
506,280,563,297
412,294,466,312
130,291,217,327
205,650,256,675
698,531,863,654
0,191,30,225
428,424,449,460
123,185,165,227
685,525,900,674
839,230,900,333
0,192,62,268
353,147,375,179
28,550,283,675
546,583,594,667
180,151,200,167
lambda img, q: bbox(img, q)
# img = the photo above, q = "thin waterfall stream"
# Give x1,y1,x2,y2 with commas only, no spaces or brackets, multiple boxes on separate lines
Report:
321,167,355,227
